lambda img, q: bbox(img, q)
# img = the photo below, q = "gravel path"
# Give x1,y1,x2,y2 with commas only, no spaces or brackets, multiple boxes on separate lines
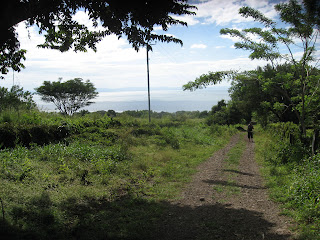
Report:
155,133,295,240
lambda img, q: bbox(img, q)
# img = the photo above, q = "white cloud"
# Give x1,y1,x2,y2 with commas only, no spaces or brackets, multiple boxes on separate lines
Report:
3,19,270,92
196,0,245,25
244,0,270,9
137,56,269,89
191,44,207,49
182,0,280,26
72,11,92,27
6,21,147,90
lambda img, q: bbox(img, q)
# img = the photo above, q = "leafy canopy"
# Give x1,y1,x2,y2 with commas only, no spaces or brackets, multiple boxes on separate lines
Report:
35,78,98,115
0,0,196,77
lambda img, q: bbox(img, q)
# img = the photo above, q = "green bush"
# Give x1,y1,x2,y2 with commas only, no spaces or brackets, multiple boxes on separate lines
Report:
267,122,300,142
256,127,320,238
272,141,308,164
0,124,17,148
0,113,119,149
288,156,320,223
0,124,70,149
0,146,33,181
265,122,309,164
131,126,160,137
160,127,180,149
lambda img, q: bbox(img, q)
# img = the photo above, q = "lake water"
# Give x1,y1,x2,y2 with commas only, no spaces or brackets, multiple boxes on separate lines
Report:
34,86,231,113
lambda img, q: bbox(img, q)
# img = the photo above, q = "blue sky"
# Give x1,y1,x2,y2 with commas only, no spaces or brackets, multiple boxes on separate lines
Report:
1,0,319,110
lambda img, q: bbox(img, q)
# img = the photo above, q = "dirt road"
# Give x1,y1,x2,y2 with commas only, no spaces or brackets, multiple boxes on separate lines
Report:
155,133,295,240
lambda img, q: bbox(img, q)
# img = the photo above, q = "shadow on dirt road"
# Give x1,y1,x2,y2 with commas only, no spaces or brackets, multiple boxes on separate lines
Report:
156,200,292,240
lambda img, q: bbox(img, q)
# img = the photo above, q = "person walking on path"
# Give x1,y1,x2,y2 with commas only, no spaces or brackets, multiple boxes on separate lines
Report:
248,122,254,142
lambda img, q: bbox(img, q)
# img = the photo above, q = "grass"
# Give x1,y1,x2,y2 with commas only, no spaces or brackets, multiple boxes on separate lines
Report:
0,111,237,239
254,126,320,240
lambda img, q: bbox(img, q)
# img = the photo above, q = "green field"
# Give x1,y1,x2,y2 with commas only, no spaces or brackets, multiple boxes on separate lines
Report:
0,110,236,239
1,110,319,239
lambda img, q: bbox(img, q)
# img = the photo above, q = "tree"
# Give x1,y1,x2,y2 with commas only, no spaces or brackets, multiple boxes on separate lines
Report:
228,64,317,126
211,99,227,114
0,85,35,111
35,78,98,115
219,0,319,136
184,0,320,138
0,0,196,77
303,0,320,30
107,110,116,118
206,99,249,125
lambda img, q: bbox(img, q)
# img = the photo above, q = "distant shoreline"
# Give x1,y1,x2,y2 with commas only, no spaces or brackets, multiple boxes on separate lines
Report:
36,100,230,113
33,86,231,113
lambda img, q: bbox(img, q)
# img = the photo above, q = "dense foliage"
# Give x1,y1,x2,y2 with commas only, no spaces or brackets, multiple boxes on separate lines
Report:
255,124,320,239
208,99,251,126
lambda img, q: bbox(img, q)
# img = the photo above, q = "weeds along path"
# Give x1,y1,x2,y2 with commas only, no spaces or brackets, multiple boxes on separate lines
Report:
155,133,295,240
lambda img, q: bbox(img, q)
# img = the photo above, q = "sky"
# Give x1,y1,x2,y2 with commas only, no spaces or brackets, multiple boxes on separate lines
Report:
1,0,319,112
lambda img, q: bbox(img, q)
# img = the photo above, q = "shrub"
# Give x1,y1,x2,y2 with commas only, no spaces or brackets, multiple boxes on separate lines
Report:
288,156,320,216
160,128,180,149
0,124,16,148
131,126,160,137
0,123,70,149
266,122,310,164
267,122,300,143
279,155,320,238
256,127,320,238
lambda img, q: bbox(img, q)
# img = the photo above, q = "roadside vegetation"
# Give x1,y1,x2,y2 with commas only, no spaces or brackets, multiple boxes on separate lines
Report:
255,124,320,239
0,107,237,239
